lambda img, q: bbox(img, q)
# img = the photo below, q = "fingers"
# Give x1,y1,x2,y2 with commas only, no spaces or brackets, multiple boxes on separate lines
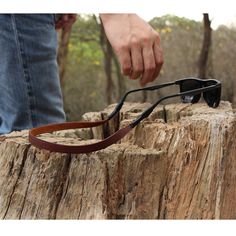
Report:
152,40,164,82
130,41,143,80
55,14,77,31
63,14,77,25
140,33,163,86
140,44,156,87
62,14,76,31
117,36,163,87
116,47,132,76
62,14,69,22
55,22,63,30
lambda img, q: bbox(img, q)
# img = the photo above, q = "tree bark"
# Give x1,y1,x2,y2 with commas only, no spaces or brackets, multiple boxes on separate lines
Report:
97,17,114,105
0,101,236,219
198,13,212,79
112,51,126,100
57,27,72,90
142,91,148,103
103,38,114,105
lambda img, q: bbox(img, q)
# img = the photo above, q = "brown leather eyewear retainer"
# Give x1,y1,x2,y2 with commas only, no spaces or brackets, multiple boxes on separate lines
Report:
28,119,132,154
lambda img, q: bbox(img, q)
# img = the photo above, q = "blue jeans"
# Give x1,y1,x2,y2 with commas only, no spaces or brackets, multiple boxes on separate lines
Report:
0,14,66,134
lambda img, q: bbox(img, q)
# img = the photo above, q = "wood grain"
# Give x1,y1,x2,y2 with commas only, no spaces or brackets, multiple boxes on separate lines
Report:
0,101,235,219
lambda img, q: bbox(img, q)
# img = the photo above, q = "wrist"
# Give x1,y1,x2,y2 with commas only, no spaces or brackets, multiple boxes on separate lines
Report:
99,13,133,25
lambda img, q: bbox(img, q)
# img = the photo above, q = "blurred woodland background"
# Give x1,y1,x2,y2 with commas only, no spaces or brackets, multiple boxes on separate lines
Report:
57,14,236,121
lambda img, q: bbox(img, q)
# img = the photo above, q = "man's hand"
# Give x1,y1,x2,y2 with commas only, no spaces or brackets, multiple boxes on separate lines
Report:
55,14,77,31
100,14,163,87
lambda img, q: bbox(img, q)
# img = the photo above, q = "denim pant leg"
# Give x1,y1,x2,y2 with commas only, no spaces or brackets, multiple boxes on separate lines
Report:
0,14,66,134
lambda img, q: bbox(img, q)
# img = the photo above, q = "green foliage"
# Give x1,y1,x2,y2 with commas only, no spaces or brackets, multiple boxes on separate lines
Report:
63,15,105,120
150,14,201,30
68,15,102,68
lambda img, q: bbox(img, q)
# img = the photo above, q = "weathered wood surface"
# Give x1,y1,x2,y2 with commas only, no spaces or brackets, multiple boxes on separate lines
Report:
0,101,235,219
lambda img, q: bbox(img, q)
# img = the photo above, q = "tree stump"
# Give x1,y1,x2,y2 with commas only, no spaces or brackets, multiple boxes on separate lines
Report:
0,101,235,219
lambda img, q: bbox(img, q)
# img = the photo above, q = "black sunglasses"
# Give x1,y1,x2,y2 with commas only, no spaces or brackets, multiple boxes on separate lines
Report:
107,77,221,128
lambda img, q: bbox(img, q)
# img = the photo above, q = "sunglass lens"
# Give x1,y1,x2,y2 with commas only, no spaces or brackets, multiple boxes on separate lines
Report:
203,81,221,108
180,80,201,103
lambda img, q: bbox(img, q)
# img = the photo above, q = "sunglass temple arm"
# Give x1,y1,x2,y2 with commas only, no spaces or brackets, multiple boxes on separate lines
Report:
107,81,175,120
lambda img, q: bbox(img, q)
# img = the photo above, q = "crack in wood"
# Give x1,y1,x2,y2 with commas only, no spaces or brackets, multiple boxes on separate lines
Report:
19,165,34,219
116,151,126,219
163,105,167,123
103,161,110,218
77,156,89,219
53,154,72,219
3,144,30,219
157,186,165,219
18,148,37,219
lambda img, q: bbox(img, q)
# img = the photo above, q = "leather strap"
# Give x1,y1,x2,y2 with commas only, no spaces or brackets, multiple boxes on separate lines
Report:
28,119,132,154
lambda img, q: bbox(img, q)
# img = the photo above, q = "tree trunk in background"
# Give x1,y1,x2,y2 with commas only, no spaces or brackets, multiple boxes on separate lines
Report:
198,13,212,79
57,27,72,91
98,17,114,105
94,15,126,103
112,51,126,100
0,101,236,219
233,81,236,108
142,91,148,103
104,39,114,105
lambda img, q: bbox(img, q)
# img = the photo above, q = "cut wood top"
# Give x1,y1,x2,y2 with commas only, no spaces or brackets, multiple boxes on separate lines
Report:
0,101,235,151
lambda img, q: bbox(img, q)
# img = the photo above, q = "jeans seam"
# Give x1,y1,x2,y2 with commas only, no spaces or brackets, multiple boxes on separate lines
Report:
11,14,37,128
